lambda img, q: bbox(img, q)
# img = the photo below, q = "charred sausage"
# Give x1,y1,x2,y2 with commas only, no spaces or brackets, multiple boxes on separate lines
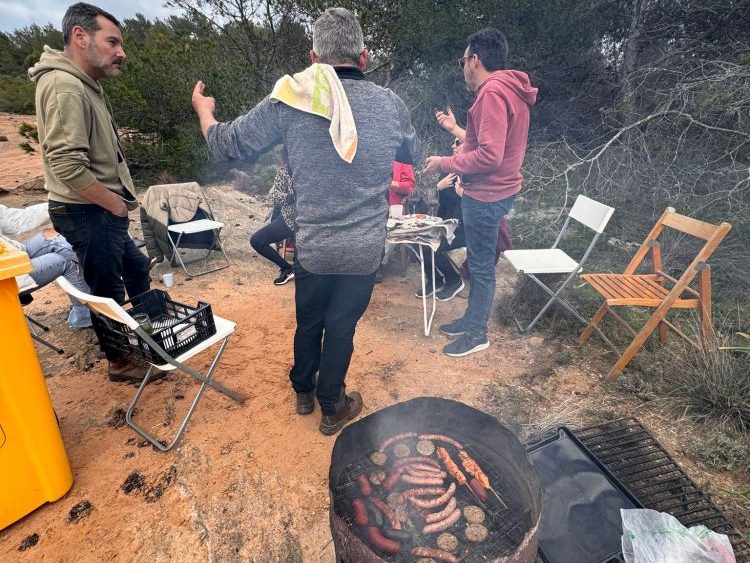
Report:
370,497,401,530
392,456,440,469
364,498,384,528
401,474,444,486
409,464,448,477
399,486,445,501
425,497,457,524
422,507,461,535
412,546,459,563
468,477,489,502
381,527,411,542
410,483,456,509
378,432,418,452
352,498,368,526
382,466,406,491
365,526,401,554
418,434,463,450
357,473,372,496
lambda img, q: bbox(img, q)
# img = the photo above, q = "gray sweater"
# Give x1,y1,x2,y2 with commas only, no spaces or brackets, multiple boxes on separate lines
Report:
207,68,420,275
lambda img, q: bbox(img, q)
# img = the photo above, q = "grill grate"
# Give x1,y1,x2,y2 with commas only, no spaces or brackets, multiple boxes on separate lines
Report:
573,418,750,560
332,442,531,562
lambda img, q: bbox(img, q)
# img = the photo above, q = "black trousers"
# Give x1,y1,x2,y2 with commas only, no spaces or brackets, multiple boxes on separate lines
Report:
49,202,150,362
423,224,466,285
289,263,376,415
249,217,294,272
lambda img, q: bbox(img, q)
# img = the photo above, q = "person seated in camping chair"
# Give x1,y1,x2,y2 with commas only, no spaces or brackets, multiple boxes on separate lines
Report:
1,203,91,328
250,166,297,285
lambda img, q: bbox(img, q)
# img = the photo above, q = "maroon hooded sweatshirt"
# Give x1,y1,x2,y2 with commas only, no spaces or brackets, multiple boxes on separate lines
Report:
439,70,537,202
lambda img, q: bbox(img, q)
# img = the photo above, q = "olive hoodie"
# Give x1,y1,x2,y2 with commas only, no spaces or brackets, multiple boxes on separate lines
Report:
28,47,138,209
439,70,537,202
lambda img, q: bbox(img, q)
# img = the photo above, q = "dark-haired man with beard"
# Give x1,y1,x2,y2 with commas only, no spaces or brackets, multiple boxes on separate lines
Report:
29,3,153,382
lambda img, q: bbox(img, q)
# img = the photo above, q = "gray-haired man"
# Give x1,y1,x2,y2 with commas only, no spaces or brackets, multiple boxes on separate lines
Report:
192,7,420,435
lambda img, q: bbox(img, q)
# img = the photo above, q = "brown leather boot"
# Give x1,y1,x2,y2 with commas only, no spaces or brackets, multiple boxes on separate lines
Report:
296,391,316,415
319,392,363,436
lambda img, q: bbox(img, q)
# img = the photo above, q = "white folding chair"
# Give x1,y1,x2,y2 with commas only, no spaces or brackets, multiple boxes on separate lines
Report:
55,277,244,451
166,184,230,277
503,195,615,332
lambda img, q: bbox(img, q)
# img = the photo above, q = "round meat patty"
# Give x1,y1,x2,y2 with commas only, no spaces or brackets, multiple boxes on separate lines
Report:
464,523,489,543
369,470,386,486
393,443,411,458
436,532,460,553
370,451,387,466
463,505,486,524
416,439,435,456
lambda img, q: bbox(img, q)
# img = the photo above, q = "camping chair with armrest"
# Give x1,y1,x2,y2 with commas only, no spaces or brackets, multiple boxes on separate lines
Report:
166,184,230,277
503,195,615,333
579,208,732,381
55,276,244,451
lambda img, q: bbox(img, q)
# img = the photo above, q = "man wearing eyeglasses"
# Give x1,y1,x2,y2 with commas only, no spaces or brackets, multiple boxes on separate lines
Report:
424,28,537,357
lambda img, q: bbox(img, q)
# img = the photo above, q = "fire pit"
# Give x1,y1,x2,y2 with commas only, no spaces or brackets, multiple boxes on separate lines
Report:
329,397,542,562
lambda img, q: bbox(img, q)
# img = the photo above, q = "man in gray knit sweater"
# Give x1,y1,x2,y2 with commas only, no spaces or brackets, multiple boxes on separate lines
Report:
192,7,420,435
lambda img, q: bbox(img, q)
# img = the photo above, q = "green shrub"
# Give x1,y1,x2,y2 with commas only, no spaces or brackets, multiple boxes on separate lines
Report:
19,141,35,154
0,75,35,113
18,122,37,141
689,432,749,472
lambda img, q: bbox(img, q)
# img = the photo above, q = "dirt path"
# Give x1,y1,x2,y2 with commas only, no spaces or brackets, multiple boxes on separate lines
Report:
0,113,41,191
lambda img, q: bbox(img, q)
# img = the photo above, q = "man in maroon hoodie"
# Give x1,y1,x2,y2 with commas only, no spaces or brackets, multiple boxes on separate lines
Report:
425,28,537,357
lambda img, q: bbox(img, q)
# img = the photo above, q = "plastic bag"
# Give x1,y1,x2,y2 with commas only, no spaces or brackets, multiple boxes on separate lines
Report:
621,508,736,563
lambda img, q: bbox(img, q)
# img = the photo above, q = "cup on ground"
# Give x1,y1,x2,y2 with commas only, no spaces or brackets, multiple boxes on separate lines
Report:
163,272,174,287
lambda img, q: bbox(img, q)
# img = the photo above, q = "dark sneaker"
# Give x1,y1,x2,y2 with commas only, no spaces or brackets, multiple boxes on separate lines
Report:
443,334,490,357
296,391,315,415
436,279,465,302
319,392,363,436
274,269,295,286
375,265,384,284
415,280,444,299
439,318,467,338
108,361,166,384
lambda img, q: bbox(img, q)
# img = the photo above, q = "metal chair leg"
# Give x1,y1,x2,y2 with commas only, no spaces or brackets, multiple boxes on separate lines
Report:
513,271,586,333
168,229,230,278
125,337,237,451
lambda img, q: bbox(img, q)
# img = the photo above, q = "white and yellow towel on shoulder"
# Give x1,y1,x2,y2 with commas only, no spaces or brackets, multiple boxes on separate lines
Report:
270,63,358,163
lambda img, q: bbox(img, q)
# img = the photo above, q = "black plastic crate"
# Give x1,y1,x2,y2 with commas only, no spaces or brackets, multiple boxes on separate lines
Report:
95,289,216,364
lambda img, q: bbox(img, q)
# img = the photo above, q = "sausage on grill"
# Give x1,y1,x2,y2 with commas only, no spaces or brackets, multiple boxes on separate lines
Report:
365,526,401,554
401,474,444,486
352,498,368,526
370,497,401,530
425,496,457,524
378,432,418,452
357,473,372,496
422,507,461,534
412,546,459,563
418,434,463,450
410,482,456,509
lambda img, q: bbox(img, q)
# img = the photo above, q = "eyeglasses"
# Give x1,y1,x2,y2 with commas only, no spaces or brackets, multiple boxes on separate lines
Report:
458,54,475,69
451,139,462,147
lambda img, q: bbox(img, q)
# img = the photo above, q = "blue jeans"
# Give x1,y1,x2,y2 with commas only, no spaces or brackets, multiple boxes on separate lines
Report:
461,194,516,339
25,232,92,328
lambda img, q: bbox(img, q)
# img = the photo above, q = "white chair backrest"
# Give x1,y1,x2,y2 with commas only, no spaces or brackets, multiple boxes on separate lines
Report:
568,195,615,233
55,276,138,330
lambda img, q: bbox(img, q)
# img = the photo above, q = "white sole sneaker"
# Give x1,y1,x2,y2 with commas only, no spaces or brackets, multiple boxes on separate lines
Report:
436,279,465,302
443,339,490,357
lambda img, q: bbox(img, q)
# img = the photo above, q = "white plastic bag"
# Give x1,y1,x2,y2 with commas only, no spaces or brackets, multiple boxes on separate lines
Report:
621,508,736,563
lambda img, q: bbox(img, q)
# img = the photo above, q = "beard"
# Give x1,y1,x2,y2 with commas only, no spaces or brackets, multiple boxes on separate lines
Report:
85,41,123,77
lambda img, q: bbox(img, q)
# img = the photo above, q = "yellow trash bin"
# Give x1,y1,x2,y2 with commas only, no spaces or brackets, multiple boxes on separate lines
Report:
0,240,73,530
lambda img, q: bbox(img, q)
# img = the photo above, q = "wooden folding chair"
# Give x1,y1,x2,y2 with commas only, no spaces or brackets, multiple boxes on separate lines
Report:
55,276,245,451
579,208,732,381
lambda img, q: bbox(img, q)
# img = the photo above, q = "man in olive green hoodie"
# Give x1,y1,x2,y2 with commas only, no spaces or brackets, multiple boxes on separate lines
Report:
29,3,152,382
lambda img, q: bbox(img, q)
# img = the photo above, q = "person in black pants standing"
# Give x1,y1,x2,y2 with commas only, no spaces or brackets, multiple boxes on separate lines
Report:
250,167,295,285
